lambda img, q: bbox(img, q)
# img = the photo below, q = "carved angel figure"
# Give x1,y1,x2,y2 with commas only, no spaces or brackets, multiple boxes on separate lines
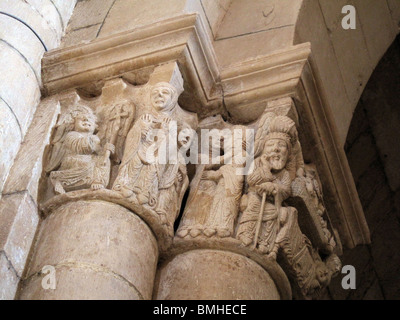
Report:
46,104,114,194
237,115,297,258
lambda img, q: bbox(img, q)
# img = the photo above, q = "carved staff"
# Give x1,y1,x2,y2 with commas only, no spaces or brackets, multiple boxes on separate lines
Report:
252,191,267,250
103,104,129,165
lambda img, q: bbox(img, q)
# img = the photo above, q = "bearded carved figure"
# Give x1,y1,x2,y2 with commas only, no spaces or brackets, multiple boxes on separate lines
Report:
237,115,296,258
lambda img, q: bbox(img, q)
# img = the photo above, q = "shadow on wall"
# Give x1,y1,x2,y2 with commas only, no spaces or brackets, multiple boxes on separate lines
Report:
327,35,400,300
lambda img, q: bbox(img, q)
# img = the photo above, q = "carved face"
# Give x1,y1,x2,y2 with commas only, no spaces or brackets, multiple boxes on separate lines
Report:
150,86,174,111
264,138,288,171
178,127,193,148
74,115,96,133
316,264,330,286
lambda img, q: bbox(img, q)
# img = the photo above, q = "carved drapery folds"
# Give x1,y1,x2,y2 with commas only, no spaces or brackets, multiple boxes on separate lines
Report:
40,62,340,299
174,106,342,300
41,64,198,251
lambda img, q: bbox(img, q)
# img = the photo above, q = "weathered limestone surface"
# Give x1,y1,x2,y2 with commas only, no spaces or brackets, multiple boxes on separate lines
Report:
0,0,77,197
295,0,399,145
0,192,38,277
154,250,283,300
2,0,398,301
0,99,22,195
0,1,77,298
19,201,158,300
0,252,19,300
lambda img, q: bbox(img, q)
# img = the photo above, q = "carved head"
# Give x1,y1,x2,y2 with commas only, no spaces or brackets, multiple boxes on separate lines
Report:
70,105,97,134
178,123,194,150
263,139,289,171
315,261,330,286
262,115,296,172
150,82,179,112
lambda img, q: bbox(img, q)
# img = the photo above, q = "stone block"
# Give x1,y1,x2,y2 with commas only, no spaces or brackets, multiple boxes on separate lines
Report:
329,245,371,300
67,0,114,31
387,0,400,29
49,0,78,30
364,184,393,235
346,132,378,182
344,103,369,148
0,0,59,49
0,252,19,300
294,0,352,146
354,0,397,66
355,162,387,207
362,278,384,300
0,100,22,196
3,98,60,201
25,0,63,35
215,26,295,68
0,41,41,135
370,214,400,283
199,0,232,37
380,278,400,300
347,262,378,300
98,0,187,38
60,23,101,48
319,0,373,108
215,0,302,40
0,16,44,81
0,192,39,277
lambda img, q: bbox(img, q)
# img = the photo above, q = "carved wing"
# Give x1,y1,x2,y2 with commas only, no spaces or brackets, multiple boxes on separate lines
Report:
45,112,74,173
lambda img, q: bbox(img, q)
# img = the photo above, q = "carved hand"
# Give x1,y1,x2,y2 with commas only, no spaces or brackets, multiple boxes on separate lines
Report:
201,170,222,182
256,182,276,196
177,171,183,182
105,143,115,154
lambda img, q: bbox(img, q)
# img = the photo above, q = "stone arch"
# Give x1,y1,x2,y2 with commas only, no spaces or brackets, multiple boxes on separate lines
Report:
329,35,400,299
294,0,399,146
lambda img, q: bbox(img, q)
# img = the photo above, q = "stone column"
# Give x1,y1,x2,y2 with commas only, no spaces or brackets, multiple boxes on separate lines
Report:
19,201,158,300
0,0,77,299
0,0,77,195
155,250,290,300
17,62,197,300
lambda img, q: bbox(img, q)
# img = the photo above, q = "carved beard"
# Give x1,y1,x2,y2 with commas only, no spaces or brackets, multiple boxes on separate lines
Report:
267,154,287,171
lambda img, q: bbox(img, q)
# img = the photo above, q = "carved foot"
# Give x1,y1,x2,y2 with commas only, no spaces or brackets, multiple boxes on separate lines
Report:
203,228,216,237
216,228,231,238
238,235,253,247
54,181,66,195
113,184,134,198
189,228,202,238
176,229,189,238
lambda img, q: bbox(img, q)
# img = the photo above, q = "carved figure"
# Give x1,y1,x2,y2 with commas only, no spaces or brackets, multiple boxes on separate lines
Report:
156,123,194,226
237,115,297,258
177,126,250,238
113,82,192,216
46,105,114,194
